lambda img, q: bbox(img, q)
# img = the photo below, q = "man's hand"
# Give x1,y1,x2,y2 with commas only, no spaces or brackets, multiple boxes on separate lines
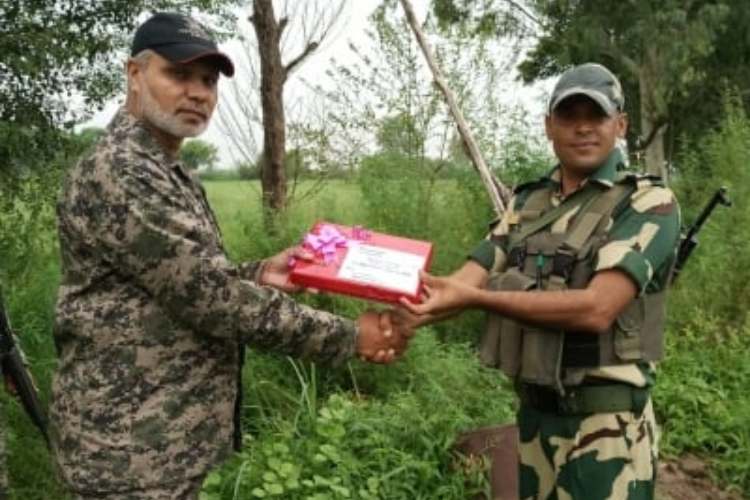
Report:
258,245,315,293
400,270,478,315
356,310,411,364
382,306,422,336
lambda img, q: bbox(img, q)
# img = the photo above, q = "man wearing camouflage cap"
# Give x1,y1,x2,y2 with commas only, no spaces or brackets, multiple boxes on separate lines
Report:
51,12,407,499
394,63,681,498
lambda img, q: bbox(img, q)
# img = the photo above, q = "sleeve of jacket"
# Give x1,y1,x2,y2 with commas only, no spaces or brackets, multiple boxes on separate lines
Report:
467,194,520,274
91,154,357,365
593,184,681,295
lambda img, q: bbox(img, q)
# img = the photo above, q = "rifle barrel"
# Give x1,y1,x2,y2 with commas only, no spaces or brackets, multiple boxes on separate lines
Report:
0,287,52,448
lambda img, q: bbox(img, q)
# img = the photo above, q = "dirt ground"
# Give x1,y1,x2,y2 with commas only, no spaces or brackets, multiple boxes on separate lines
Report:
656,455,746,500
455,425,746,499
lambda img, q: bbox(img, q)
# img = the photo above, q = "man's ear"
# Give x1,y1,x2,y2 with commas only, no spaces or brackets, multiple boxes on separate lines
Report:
544,114,552,140
616,112,629,139
126,59,143,96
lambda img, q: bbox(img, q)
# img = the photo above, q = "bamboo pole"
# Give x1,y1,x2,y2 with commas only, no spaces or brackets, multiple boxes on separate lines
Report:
399,0,510,216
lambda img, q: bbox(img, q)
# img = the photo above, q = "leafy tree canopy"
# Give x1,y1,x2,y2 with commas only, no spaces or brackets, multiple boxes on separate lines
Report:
0,0,240,128
433,0,750,171
430,0,538,38
0,0,240,177
181,139,219,171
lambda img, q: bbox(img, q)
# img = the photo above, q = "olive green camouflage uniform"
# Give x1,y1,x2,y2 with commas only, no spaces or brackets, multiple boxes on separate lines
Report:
471,149,680,500
52,108,358,498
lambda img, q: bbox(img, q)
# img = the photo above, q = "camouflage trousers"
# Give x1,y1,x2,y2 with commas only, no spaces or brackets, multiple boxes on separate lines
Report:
518,398,658,500
74,476,204,500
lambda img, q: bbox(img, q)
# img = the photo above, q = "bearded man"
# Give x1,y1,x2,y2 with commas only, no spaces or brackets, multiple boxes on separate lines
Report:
51,13,404,500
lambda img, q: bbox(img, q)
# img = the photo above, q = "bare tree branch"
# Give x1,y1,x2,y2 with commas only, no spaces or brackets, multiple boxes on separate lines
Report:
399,0,510,216
219,0,347,220
634,116,668,152
284,41,320,78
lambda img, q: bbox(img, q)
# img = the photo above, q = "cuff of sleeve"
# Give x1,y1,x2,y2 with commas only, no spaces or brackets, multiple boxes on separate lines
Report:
352,322,360,356
239,260,267,284
595,247,652,295
468,240,495,271
331,318,359,367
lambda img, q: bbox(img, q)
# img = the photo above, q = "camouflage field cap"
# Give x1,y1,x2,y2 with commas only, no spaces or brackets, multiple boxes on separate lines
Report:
131,12,234,77
548,63,624,116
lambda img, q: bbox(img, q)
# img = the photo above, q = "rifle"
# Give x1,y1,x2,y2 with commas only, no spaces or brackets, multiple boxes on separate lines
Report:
0,287,51,448
671,187,732,284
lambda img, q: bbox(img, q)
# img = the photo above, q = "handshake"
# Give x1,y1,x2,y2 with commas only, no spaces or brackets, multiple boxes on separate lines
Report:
355,308,420,365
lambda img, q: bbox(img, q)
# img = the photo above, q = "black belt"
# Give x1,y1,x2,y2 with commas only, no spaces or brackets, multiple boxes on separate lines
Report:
518,382,648,415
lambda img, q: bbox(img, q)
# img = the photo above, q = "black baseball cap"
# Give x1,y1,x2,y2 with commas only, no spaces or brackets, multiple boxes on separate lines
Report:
131,12,235,77
548,63,624,116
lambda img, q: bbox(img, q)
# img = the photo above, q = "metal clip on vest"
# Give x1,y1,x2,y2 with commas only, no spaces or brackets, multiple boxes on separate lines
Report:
535,254,544,290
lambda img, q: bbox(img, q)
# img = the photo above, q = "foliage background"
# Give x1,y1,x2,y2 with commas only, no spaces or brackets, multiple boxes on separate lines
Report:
3,101,750,497
2,1,750,499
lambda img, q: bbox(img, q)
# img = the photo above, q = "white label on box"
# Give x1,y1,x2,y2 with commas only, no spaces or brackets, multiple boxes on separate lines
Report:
337,243,425,295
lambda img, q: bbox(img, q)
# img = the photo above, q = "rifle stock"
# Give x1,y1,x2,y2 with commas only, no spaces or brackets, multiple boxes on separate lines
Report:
0,288,51,448
672,187,731,284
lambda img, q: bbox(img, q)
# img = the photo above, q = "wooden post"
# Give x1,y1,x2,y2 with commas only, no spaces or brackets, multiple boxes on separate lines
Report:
399,0,510,216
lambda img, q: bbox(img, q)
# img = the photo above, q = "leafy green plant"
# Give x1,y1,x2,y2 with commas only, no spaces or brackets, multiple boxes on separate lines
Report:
656,314,750,492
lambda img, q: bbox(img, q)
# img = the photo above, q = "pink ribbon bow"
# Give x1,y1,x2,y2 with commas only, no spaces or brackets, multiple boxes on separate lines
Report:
290,224,372,267
304,224,350,264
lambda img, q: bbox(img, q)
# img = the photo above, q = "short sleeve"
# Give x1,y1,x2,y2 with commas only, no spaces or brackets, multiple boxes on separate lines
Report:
467,195,522,274
594,185,681,294
468,239,497,271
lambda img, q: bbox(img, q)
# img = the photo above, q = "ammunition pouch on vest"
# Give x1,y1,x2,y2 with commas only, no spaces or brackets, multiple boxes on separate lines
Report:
480,178,667,391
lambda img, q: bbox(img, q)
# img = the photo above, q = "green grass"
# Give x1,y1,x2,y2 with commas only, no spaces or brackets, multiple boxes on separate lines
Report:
2,174,750,498
656,314,750,494
203,180,369,262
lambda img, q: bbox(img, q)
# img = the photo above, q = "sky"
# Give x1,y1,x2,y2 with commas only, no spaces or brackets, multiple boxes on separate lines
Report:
82,0,554,169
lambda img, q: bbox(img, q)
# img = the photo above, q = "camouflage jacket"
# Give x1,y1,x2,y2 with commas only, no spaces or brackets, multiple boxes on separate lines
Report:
51,108,357,494
471,149,681,388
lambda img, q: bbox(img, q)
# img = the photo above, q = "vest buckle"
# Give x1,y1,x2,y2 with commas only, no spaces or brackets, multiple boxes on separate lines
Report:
508,247,526,269
551,249,576,280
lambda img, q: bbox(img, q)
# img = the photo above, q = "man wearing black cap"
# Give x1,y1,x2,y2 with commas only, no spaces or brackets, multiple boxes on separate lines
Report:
391,63,681,499
51,13,406,499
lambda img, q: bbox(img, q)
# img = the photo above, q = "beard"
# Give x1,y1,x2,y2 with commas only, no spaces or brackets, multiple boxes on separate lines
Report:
138,82,209,139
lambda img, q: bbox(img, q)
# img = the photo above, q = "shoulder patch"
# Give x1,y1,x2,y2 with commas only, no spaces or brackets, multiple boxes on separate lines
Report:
631,185,676,214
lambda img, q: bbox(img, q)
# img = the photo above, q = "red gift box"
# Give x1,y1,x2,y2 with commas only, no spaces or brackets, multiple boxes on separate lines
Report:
289,222,433,304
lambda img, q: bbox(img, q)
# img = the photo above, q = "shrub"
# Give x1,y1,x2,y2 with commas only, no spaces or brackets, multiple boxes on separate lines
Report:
201,334,516,500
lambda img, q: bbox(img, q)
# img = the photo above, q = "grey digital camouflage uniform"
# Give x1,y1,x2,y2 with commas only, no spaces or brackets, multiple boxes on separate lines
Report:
471,149,680,499
52,108,358,497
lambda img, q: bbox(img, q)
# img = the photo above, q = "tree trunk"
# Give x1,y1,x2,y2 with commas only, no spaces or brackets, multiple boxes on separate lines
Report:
641,112,667,179
251,0,288,229
638,52,669,181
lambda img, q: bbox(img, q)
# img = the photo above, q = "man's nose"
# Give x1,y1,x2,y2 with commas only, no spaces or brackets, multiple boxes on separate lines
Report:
573,117,595,133
185,78,212,101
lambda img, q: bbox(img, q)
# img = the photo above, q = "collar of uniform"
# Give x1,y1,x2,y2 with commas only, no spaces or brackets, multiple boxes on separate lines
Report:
548,148,624,190
107,107,181,170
